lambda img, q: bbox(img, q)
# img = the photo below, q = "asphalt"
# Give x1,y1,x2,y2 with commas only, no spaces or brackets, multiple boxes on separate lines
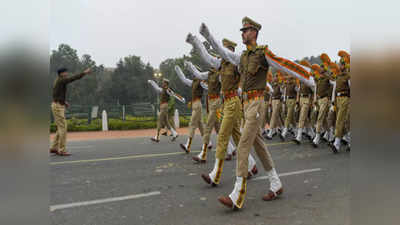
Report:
50,133,349,225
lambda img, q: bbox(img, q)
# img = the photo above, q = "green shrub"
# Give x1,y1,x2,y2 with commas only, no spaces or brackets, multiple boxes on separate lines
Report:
50,116,191,133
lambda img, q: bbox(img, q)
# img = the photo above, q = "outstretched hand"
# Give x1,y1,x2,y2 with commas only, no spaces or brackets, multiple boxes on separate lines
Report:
186,33,195,44
199,23,210,38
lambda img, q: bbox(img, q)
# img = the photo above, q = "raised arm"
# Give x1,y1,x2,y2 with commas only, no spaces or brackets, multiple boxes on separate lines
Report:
330,79,336,103
199,23,241,65
61,68,91,84
174,65,193,87
186,33,221,69
184,61,209,80
266,82,274,94
147,80,162,93
264,48,315,88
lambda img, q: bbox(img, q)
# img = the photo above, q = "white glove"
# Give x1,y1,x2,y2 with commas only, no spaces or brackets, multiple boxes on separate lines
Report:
186,33,195,45
237,87,242,96
199,23,211,38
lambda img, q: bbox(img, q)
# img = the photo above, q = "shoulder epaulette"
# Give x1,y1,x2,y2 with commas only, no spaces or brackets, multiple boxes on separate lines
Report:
256,45,268,50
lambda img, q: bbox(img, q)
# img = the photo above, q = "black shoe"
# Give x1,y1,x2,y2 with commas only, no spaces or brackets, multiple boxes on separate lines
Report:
171,135,178,142
293,139,301,145
150,137,160,143
161,132,168,136
192,156,206,163
201,174,217,187
279,133,285,141
180,143,189,153
265,135,273,140
330,144,339,154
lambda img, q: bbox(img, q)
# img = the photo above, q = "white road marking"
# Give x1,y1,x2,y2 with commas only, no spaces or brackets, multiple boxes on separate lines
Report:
252,168,322,181
50,168,322,212
50,191,161,212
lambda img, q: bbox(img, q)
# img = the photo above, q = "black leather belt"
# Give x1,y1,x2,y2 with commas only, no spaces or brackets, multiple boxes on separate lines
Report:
300,94,311,98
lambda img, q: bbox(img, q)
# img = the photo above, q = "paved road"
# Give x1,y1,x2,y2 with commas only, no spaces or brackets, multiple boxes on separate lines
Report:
50,133,349,225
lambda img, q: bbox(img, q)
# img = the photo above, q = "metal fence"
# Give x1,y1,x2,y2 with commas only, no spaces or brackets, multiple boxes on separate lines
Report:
50,102,193,123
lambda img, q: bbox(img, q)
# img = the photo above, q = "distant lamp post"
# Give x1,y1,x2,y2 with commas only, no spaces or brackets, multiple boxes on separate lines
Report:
154,71,163,80
153,70,163,113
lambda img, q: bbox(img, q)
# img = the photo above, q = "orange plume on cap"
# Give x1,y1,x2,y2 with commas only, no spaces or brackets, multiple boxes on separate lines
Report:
276,70,284,83
329,62,340,75
320,53,331,65
311,64,321,77
311,64,321,72
338,50,350,65
299,59,311,68
338,50,350,59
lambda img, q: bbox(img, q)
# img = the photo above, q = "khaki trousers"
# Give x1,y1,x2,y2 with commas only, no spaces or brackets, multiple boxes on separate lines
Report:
335,96,350,138
270,99,282,129
157,103,172,132
344,103,350,134
237,99,275,178
215,97,241,160
161,112,175,130
168,115,176,130
284,99,296,128
298,97,311,129
203,98,221,145
188,100,204,138
261,101,271,129
325,107,336,130
316,97,329,133
51,102,67,153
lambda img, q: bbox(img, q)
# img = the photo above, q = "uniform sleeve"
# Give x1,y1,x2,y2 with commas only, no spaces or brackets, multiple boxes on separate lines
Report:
199,23,240,65
186,34,221,69
174,65,193,86
264,47,315,88
331,82,336,103
147,80,162,93
259,48,269,68
61,72,85,84
184,61,209,80
266,82,274,94
347,74,351,87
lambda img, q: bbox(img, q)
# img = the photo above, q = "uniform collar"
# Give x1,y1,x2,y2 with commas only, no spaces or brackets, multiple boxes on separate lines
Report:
246,44,257,52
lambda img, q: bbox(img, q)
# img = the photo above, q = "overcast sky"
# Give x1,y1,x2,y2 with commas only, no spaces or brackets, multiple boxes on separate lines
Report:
51,0,352,68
